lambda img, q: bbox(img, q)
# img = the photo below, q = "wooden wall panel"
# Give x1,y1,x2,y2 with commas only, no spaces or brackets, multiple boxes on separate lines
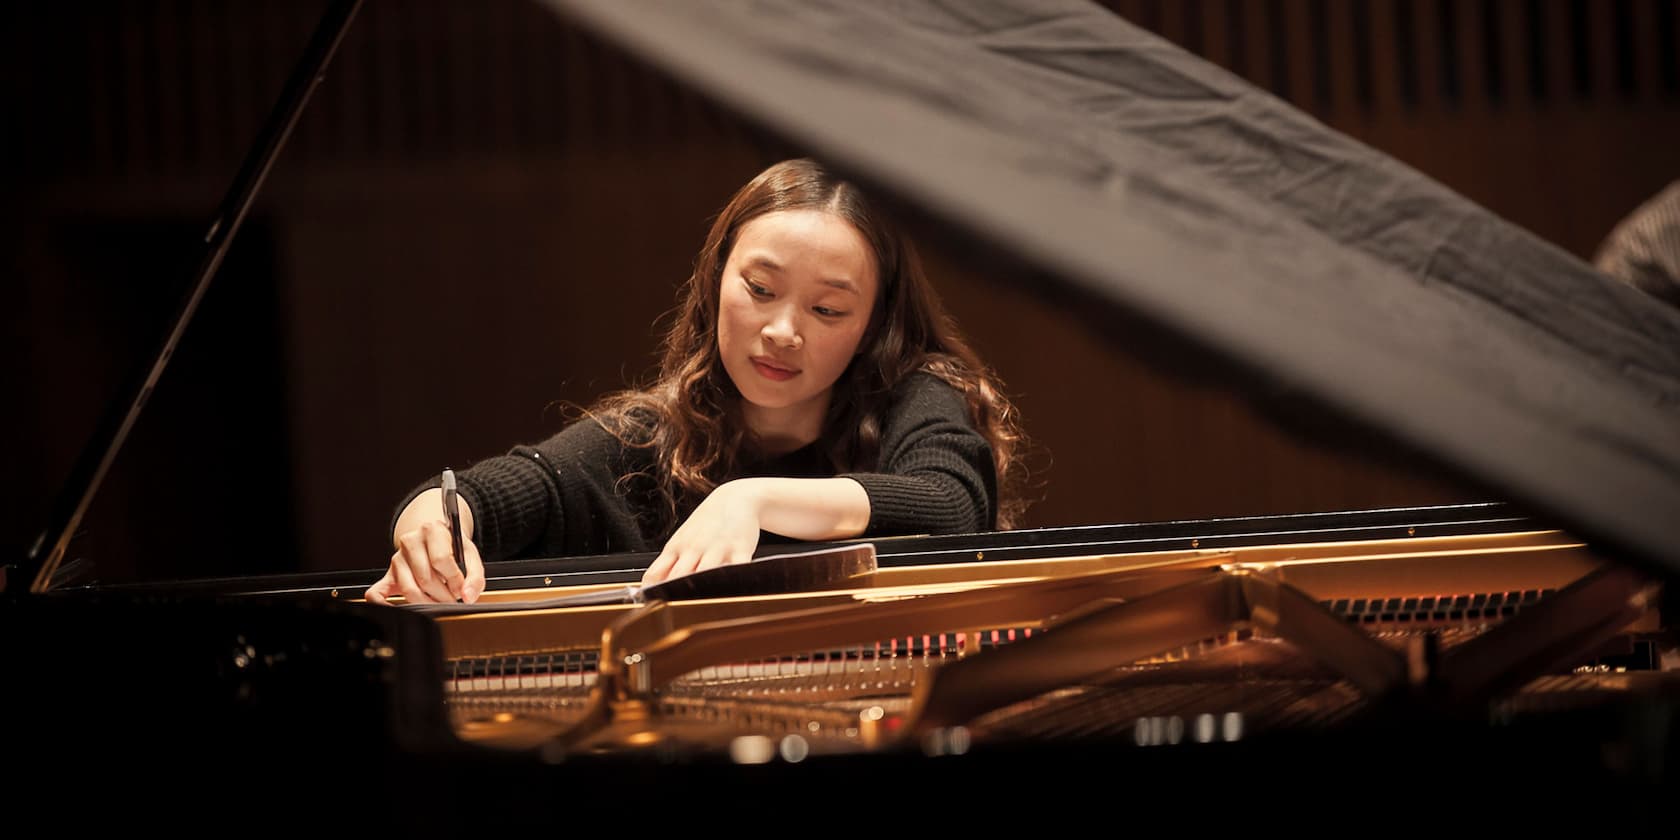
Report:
9,0,1674,579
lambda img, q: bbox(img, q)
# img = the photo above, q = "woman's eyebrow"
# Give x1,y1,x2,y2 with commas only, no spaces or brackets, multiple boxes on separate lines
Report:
745,254,861,295
818,278,861,295
743,255,783,273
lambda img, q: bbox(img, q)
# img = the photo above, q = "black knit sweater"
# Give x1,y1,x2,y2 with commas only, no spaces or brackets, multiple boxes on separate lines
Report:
392,372,997,561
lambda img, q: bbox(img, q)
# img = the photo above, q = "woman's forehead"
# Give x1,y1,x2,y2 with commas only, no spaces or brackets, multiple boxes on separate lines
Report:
731,209,880,295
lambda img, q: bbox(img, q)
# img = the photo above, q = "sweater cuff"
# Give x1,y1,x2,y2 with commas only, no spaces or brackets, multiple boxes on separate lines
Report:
453,454,556,560
386,474,497,551
388,476,443,547
386,455,556,562
844,473,984,536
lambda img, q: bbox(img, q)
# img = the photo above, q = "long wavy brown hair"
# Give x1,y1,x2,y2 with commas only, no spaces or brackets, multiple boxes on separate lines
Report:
592,158,1031,531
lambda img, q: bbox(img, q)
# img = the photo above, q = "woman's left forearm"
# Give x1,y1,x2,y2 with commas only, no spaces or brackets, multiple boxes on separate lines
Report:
727,477,871,540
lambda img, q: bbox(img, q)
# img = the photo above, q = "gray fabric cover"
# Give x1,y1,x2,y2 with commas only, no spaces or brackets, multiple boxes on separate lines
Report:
541,0,1680,580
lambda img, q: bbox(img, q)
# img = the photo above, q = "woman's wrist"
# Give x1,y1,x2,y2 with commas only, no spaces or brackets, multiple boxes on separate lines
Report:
719,477,771,517
393,487,476,547
721,476,869,540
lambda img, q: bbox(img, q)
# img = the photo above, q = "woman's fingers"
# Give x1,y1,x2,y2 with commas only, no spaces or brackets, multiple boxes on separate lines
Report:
390,548,428,602
421,521,466,601
461,540,487,603
394,528,455,603
644,485,765,584
665,545,705,581
367,518,487,604
646,539,710,583
363,569,398,604
642,550,674,585
704,541,755,572
695,542,737,575
650,536,756,583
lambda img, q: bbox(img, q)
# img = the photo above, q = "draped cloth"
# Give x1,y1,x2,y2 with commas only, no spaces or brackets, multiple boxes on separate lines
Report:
539,0,1680,580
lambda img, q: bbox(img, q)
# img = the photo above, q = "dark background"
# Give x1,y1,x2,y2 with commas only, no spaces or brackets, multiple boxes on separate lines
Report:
5,0,1677,587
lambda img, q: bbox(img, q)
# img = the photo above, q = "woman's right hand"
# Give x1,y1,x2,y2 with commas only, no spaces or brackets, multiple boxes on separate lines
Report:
364,488,485,605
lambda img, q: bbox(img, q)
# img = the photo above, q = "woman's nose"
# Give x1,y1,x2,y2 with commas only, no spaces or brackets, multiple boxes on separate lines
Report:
762,308,802,348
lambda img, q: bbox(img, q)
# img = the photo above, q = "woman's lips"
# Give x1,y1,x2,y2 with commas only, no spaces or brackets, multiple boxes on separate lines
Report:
750,357,799,381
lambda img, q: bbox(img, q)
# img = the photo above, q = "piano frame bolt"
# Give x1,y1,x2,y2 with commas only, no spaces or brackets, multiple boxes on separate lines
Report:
624,652,650,693
857,705,886,748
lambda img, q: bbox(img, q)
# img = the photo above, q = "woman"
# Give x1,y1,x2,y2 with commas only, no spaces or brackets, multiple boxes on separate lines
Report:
365,158,1028,605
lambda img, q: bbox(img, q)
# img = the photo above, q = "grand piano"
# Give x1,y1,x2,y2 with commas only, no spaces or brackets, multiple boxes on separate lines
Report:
6,0,1678,827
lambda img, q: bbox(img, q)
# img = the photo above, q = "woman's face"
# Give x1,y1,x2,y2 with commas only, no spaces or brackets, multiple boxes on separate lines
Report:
717,208,880,450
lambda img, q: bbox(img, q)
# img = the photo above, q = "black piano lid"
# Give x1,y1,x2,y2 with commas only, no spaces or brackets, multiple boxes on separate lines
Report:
538,0,1680,581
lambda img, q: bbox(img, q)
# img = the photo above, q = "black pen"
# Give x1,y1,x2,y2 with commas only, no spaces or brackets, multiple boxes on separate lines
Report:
441,468,467,600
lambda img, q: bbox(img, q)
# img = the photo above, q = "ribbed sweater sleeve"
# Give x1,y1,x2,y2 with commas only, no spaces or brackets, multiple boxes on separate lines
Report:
390,373,997,561
389,418,660,562
841,372,997,536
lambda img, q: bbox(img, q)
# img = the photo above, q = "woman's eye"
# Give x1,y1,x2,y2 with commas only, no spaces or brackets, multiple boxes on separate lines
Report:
745,281,771,298
813,306,844,317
